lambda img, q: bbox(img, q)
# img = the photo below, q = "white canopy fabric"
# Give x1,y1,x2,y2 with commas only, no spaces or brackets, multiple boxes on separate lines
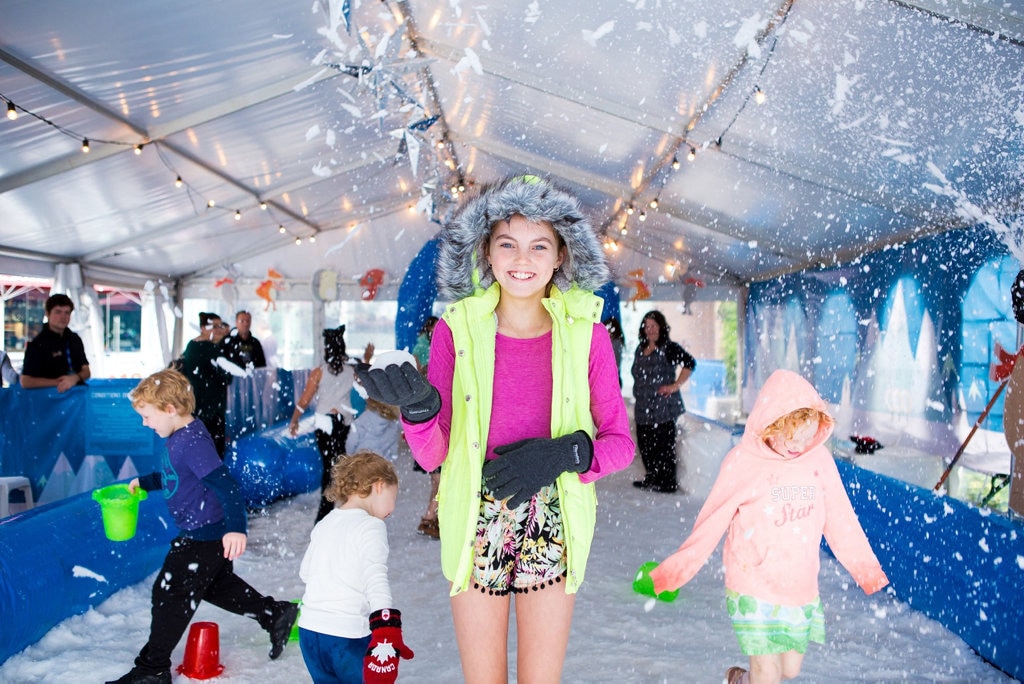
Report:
1,0,1022,300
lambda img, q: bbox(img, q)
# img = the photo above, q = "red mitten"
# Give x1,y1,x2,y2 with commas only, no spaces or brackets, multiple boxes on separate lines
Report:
364,608,414,684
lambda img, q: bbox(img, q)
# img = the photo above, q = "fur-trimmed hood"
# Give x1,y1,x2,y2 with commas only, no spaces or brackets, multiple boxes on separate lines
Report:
435,174,610,301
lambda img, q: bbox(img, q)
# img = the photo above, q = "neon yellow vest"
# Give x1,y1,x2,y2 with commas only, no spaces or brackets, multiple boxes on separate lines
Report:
438,283,604,595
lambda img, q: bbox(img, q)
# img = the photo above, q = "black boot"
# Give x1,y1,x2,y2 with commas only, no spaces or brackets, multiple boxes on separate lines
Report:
633,475,655,489
268,600,300,659
105,666,171,684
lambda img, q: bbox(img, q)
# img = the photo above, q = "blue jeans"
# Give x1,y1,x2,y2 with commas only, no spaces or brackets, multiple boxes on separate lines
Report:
299,627,370,683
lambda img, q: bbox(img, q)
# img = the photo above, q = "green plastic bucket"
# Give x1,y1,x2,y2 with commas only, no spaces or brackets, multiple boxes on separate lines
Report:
289,600,302,642
632,561,680,602
92,484,148,541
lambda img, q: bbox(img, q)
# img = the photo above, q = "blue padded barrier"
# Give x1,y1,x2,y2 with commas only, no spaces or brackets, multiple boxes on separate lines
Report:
225,422,321,509
835,460,1023,681
0,487,175,665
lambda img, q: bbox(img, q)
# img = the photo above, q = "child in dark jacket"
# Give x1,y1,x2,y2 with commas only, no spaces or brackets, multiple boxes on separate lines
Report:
106,368,299,684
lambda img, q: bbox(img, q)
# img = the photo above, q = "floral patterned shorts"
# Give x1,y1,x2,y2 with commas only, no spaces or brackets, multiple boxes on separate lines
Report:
727,589,825,655
471,482,567,594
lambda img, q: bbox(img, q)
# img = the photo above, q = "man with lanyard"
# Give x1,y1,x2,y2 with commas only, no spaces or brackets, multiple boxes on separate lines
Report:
20,293,91,392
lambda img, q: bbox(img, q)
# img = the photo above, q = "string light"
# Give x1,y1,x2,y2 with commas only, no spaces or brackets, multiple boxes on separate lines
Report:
754,86,766,105
1,83,451,235
626,204,635,215
687,145,696,162
649,198,659,210
295,237,302,246
671,156,680,170
0,94,307,244
638,211,647,222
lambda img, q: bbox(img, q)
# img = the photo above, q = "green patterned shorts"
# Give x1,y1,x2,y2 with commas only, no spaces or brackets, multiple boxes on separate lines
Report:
726,589,825,655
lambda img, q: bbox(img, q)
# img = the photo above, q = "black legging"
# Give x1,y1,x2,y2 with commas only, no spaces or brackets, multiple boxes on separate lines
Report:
134,537,278,673
315,415,351,522
636,420,678,488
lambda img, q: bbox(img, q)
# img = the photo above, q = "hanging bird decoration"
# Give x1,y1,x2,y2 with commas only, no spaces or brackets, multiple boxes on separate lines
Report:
256,268,286,311
214,264,241,310
360,268,386,301
626,269,652,309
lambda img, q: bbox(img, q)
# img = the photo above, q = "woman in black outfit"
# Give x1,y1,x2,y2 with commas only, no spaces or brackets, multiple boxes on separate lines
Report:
630,310,696,493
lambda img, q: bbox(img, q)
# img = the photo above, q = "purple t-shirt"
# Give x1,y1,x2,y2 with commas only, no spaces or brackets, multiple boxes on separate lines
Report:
161,419,226,530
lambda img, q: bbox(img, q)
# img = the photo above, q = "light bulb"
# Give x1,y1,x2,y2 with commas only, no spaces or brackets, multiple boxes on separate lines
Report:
81,138,90,153
234,210,241,221
649,198,659,210
6,101,17,121
309,235,316,243
626,205,635,215
175,175,183,188
260,201,268,210
295,237,302,246
754,86,766,105
671,156,680,170
207,199,215,208
133,144,143,155
687,146,696,162
278,225,286,234
638,211,647,222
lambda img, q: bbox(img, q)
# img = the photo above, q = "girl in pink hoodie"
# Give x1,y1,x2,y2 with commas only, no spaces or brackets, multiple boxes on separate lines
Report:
649,369,888,684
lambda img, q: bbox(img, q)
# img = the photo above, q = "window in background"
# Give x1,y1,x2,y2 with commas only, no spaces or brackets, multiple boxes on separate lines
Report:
1,278,50,367
97,288,143,353
324,300,398,360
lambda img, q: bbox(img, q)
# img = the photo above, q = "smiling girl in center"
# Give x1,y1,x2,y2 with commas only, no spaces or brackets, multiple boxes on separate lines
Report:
357,174,635,682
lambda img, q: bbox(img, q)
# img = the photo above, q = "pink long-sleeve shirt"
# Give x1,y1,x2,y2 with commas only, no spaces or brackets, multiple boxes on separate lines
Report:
402,318,634,484
650,369,889,606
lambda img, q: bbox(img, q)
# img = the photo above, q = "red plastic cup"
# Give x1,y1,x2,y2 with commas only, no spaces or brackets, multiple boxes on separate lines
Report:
176,621,225,679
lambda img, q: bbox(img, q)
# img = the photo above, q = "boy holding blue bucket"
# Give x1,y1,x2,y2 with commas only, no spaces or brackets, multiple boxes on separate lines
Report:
106,368,299,684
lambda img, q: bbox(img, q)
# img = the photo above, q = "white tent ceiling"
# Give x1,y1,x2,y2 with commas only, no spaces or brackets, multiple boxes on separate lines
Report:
1,0,1022,299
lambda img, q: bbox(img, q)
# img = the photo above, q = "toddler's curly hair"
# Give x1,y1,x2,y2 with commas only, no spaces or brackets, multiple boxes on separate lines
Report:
326,450,399,504
761,407,833,443
130,368,196,416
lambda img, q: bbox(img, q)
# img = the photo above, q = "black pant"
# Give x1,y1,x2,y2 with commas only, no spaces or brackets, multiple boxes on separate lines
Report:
315,417,351,522
637,420,678,488
134,537,278,673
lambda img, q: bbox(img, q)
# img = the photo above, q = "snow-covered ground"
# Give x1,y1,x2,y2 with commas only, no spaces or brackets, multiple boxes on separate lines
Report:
0,417,1013,683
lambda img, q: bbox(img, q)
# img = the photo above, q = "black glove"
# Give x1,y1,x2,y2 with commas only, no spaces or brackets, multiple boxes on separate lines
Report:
482,431,593,508
356,361,441,423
